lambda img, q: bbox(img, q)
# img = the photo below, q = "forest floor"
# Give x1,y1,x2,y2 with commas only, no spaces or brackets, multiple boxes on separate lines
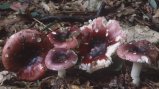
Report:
1,0,159,89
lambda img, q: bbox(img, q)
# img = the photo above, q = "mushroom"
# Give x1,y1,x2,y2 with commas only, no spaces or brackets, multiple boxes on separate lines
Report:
2,29,52,81
45,48,78,78
78,17,125,73
116,40,159,86
47,26,79,49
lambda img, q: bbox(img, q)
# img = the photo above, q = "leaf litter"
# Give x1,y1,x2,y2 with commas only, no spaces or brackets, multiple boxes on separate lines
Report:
0,0,159,89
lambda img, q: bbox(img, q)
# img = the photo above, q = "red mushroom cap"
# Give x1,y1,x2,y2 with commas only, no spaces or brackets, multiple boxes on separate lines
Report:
2,29,52,81
45,48,78,71
17,56,45,81
117,40,159,64
78,17,125,73
47,26,79,49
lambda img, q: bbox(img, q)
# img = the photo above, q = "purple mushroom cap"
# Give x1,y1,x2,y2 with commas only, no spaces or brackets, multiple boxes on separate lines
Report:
117,40,159,86
117,40,159,64
45,48,78,70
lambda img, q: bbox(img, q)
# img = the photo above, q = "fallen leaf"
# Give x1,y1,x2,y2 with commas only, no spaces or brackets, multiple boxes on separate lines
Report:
0,3,10,10
40,2,50,12
31,12,40,17
148,0,157,9
0,71,16,85
117,7,135,17
122,24,159,43
10,2,28,12
0,16,22,27
70,85,80,89
153,9,159,18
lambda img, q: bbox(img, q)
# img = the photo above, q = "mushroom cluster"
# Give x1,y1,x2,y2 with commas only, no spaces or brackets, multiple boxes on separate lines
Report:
3,16,157,87
1,17,125,81
2,24,81,81
45,25,79,78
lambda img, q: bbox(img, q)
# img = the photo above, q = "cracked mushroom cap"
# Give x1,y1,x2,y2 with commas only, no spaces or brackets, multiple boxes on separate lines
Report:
78,17,125,73
2,29,52,81
117,40,159,65
45,48,78,71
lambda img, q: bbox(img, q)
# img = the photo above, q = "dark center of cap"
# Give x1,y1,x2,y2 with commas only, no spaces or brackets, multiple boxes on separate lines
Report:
55,29,70,41
53,52,68,63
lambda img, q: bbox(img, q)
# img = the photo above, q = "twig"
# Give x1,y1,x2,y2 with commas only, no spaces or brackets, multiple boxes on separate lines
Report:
96,1,106,17
134,18,151,26
39,16,95,23
56,11,96,14
33,18,52,31
144,79,155,89
33,18,45,26
42,22,55,31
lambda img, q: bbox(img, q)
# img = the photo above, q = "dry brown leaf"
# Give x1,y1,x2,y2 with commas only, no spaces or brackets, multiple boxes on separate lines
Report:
117,7,135,17
0,71,16,85
153,9,159,18
122,24,159,43
0,16,21,27
70,85,80,89
10,2,28,12
40,2,50,12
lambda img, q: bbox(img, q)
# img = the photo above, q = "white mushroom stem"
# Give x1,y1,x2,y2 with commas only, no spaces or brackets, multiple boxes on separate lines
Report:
58,69,66,78
131,62,142,86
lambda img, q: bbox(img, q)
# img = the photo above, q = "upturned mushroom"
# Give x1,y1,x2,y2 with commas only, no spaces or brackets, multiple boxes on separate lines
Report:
45,48,78,78
116,40,159,86
2,29,52,81
47,26,79,49
78,17,125,73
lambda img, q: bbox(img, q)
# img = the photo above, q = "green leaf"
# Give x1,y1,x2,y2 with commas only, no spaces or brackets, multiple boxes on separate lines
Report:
0,3,10,10
31,12,40,17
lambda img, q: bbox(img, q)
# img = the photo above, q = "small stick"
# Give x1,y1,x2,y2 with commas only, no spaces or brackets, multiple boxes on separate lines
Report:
33,18,52,31
40,16,95,23
96,1,106,17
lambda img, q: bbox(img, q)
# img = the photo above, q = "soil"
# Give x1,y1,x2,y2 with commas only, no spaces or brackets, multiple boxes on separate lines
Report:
0,0,159,89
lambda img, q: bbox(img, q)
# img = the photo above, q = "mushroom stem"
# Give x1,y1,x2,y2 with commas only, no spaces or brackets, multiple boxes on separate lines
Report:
131,62,142,86
58,69,66,78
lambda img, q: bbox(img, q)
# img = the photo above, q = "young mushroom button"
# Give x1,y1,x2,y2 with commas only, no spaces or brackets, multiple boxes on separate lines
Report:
45,48,78,78
116,40,159,86
2,29,52,81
